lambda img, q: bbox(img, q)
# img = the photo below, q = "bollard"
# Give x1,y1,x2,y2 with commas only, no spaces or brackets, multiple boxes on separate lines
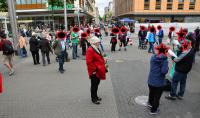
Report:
0,73,2,93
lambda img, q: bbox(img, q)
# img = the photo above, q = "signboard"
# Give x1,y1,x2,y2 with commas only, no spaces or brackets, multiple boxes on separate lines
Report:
48,4,74,10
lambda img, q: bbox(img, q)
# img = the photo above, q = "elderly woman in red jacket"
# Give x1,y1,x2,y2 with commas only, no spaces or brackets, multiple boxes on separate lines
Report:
86,36,106,105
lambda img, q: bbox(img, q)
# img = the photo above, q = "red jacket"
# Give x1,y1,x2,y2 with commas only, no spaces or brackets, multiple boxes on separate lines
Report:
86,46,106,80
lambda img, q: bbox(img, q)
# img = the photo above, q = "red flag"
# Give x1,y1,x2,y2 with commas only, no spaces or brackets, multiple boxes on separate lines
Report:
0,73,2,93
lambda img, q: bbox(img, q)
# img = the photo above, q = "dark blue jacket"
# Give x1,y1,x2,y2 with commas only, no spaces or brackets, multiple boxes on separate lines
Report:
148,54,169,87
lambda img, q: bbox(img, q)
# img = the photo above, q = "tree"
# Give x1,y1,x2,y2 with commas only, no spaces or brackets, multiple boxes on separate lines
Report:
0,0,8,12
104,15,107,22
99,16,102,21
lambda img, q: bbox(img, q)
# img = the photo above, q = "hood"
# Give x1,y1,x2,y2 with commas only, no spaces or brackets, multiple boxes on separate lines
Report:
152,54,168,63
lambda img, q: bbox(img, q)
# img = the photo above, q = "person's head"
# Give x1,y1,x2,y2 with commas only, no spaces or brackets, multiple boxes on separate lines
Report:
89,36,101,47
32,32,37,37
0,34,6,40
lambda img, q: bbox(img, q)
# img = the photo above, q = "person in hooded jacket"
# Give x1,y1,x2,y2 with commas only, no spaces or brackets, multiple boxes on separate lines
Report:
147,43,169,115
29,32,40,65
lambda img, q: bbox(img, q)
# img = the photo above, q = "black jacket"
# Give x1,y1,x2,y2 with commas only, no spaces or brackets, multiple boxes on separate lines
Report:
173,48,195,74
39,38,51,52
29,36,39,52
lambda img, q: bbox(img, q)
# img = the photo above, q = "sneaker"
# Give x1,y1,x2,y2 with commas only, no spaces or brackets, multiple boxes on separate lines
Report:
149,109,160,115
165,95,176,100
92,99,100,105
176,95,183,100
96,97,102,101
119,48,121,51
9,70,15,76
146,102,152,108
124,48,127,51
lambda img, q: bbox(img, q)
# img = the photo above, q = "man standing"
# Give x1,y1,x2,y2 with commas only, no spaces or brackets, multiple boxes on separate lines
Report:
86,36,106,105
157,25,164,44
147,26,156,54
0,34,15,76
53,32,66,74
166,40,195,100
71,31,79,60
39,34,52,66
29,32,40,65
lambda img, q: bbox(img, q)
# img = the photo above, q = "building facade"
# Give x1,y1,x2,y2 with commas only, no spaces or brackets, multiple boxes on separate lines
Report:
15,0,96,29
114,0,200,22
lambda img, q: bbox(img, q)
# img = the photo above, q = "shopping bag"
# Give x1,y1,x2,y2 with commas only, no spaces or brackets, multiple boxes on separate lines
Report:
170,62,176,80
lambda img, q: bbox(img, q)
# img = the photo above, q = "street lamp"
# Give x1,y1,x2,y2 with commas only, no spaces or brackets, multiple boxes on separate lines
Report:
7,0,18,50
64,0,68,31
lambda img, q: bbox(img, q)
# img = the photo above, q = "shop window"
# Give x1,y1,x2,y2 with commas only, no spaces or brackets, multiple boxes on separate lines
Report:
144,0,150,10
156,0,161,10
189,0,195,10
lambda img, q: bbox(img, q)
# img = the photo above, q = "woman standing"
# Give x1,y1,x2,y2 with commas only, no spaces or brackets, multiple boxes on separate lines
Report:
147,43,169,114
86,36,106,105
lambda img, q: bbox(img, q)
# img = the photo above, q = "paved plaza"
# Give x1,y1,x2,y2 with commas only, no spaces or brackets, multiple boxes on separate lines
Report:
0,34,200,118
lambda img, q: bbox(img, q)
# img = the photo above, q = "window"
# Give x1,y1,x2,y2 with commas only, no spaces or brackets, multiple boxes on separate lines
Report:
178,0,184,10
32,0,37,4
144,0,150,10
16,0,21,4
27,0,31,4
167,0,173,10
156,0,161,10
189,0,196,10
21,0,26,4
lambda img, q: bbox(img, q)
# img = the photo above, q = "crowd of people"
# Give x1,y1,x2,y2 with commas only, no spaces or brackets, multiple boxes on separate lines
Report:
0,23,200,115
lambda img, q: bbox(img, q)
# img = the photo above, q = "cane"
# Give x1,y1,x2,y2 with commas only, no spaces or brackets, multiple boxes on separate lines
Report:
0,72,2,93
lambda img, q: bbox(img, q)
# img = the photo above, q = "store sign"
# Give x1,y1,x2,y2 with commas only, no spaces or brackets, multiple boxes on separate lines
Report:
48,4,74,10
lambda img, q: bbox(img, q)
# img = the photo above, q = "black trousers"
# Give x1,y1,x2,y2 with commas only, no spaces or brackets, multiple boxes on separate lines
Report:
82,46,86,56
148,85,163,112
119,40,126,48
91,75,100,100
41,51,50,65
31,51,39,64
111,43,117,51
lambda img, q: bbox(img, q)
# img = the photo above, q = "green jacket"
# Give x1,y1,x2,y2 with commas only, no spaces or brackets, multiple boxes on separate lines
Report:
71,32,79,44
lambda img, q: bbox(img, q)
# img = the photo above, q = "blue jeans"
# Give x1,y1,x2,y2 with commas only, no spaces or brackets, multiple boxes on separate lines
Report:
100,43,104,52
58,51,65,71
72,43,78,59
19,48,27,57
170,71,188,97
158,37,163,44
148,42,155,54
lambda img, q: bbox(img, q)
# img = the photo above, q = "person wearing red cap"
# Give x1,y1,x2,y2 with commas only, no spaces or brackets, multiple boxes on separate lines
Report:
147,43,169,115
138,26,147,49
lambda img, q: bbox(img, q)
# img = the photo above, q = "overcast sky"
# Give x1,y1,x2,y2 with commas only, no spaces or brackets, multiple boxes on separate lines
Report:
96,0,112,17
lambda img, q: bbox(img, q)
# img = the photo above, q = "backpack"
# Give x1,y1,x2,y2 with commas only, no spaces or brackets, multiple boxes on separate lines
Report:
3,40,14,55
